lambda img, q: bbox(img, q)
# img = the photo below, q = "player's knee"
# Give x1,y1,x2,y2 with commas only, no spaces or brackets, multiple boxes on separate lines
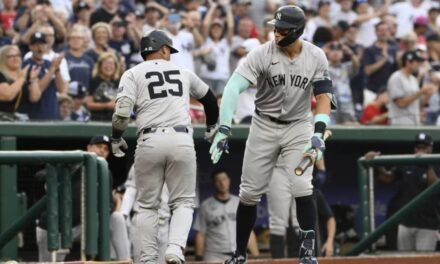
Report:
239,190,261,205
269,224,286,236
110,211,126,225
168,197,194,211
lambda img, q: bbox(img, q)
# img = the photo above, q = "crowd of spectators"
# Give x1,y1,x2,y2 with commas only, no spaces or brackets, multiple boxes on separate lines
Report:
1,0,440,125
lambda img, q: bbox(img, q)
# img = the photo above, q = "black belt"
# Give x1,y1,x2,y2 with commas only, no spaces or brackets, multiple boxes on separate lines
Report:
143,127,188,134
255,109,293,125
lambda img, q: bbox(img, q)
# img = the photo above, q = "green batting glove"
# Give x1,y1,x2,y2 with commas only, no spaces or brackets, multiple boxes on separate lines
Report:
209,125,230,164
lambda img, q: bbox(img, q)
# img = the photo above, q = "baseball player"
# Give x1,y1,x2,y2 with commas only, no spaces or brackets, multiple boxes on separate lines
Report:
121,165,171,264
209,5,335,264
193,169,259,261
111,29,219,264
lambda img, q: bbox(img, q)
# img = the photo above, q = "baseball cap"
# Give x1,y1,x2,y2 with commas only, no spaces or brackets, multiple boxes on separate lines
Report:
318,0,331,9
401,50,425,64
89,135,111,146
30,32,47,45
135,10,145,18
415,132,433,146
68,81,87,99
414,16,429,26
75,1,90,12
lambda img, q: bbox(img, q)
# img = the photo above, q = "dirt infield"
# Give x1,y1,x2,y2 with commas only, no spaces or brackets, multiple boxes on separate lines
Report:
186,255,440,264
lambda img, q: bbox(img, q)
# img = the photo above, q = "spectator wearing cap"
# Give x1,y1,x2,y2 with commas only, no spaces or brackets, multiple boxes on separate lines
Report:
325,41,359,124
73,1,92,27
197,1,234,97
364,132,439,251
166,12,198,72
331,0,357,25
387,50,436,125
65,27,94,93
233,0,258,38
89,0,127,27
68,81,90,122
143,1,169,33
362,21,398,103
23,24,70,88
22,32,66,120
413,16,429,45
108,18,131,69
389,0,431,39
306,0,332,41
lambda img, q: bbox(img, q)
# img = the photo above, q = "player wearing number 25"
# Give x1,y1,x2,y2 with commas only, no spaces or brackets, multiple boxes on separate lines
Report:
111,30,219,264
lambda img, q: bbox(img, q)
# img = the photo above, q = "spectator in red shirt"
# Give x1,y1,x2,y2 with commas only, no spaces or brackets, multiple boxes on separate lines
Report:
360,89,389,125
0,0,17,39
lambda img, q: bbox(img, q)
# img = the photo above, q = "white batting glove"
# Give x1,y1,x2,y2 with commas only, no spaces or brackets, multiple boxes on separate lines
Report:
204,124,219,143
111,137,128,158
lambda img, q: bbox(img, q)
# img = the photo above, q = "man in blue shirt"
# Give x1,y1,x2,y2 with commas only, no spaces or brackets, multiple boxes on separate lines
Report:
22,32,66,120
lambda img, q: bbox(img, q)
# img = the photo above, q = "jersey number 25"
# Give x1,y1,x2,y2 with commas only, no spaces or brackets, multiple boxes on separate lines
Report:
145,70,182,99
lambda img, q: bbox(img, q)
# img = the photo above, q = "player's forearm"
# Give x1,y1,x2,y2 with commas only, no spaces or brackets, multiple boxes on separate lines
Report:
194,232,205,257
112,97,134,139
197,89,219,127
247,231,260,257
219,73,250,127
326,217,336,242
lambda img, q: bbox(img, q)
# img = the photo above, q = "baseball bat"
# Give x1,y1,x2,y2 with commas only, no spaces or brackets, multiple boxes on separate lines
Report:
294,130,332,176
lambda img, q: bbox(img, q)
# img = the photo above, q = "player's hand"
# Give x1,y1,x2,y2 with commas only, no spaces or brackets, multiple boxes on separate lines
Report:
311,132,325,152
209,125,230,164
204,123,219,143
111,137,128,158
303,133,325,161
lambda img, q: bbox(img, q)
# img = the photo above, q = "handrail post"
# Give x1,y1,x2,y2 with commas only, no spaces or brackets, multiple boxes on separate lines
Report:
97,157,110,260
84,154,98,259
357,159,369,240
46,164,59,252
0,137,17,259
59,165,72,249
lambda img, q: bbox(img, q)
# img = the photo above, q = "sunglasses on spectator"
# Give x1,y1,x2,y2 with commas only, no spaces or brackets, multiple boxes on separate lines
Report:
274,27,291,36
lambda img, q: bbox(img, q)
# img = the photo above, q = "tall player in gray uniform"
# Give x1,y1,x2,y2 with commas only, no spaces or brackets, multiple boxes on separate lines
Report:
111,30,219,264
209,5,335,264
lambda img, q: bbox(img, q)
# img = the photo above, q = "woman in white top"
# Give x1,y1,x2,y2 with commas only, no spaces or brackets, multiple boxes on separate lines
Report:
197,1,234,97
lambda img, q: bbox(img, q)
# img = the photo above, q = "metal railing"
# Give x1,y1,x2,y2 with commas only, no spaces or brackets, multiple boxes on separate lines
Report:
0,150,110,261
347,154,440,256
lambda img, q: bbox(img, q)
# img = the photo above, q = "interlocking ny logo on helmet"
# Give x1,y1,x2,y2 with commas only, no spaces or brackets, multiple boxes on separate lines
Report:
140,30,179,57
268,5,305,47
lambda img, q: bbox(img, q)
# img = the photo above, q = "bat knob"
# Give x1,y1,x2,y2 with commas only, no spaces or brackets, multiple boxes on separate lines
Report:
295,167,304,176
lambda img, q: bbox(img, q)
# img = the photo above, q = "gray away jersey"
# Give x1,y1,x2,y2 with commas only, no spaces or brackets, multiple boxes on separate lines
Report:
236,40,331,121
116,59,209,133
